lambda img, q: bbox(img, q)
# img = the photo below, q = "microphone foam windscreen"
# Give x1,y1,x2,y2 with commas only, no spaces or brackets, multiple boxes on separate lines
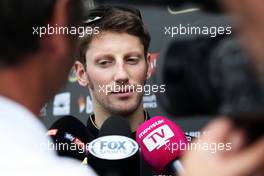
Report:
136,116,188,173
48,116,91,160
49,116,88,139
88,116,139,176
99,116,131,138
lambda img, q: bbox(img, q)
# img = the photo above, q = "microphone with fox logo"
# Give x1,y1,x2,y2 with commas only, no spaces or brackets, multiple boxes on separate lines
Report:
88,116,140,176
136,116,188,175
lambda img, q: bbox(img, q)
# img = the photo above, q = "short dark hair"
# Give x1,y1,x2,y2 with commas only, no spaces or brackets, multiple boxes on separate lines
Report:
0,0,84,67
77,5,151,65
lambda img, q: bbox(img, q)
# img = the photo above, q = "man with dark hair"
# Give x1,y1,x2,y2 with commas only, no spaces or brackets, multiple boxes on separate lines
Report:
0,0,96,175
75,6,152,139
74,4,264,176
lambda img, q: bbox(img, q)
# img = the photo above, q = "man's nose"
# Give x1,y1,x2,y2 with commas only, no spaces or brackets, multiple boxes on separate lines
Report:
114,63,129,84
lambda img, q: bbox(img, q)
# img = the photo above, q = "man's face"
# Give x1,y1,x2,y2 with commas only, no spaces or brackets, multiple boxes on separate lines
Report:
78,32,150,116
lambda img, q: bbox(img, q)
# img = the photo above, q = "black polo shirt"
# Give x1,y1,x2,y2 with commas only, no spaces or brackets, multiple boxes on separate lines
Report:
86,110,150,140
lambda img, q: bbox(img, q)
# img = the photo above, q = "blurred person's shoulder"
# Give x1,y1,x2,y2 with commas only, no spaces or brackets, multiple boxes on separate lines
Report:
0,96,97,175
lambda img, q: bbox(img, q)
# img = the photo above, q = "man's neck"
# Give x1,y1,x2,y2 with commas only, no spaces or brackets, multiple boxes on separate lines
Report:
0,63,45,116
93,103,145,132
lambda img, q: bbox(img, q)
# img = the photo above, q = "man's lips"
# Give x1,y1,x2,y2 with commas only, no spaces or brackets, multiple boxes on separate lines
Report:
111,90,132,94
110,90,133,97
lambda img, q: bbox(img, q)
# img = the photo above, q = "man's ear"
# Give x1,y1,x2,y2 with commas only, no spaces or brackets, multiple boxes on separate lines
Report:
75,61,89,87
146,53,152,80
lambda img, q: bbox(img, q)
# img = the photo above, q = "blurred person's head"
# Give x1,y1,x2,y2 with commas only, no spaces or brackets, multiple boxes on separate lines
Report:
221,0,264,85
75,6,151,120
0,0,84,114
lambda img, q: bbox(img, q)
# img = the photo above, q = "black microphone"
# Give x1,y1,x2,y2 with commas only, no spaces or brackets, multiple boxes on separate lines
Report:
48,116,92,161
88,117,140,176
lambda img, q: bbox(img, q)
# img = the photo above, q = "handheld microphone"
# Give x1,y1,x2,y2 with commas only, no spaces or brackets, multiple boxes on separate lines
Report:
88,116,140,176
136,116,188,175
48,116,91,161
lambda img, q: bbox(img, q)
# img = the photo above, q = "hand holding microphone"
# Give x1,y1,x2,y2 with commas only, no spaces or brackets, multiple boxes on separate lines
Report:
181,118,264,176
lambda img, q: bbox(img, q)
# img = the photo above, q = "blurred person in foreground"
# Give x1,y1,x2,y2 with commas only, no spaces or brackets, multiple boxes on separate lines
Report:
0,0,96,175
181,1,264,176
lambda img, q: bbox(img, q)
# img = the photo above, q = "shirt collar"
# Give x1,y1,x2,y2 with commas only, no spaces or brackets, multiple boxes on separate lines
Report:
86,110,150,139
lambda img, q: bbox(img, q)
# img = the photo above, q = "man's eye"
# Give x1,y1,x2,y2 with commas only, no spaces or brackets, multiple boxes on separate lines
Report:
98,60,112,67
127,57,139,64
